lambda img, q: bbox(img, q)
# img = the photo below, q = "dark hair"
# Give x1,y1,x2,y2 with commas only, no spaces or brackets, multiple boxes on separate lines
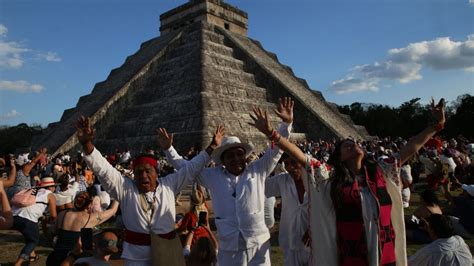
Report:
187,237,217,266
58,174,70,188
421,189,440,206
74,191,93,211
327,139,375,212
428,214,455,239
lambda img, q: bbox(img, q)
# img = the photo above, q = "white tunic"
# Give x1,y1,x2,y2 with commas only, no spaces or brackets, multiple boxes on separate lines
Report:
408,235,473,266
165,122,291,252
265,173,309,252
84,148,210,262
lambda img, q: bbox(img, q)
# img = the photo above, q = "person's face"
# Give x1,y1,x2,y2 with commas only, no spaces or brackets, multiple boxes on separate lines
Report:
53,164,63,174
134,164,158,193
221,147,247,176
283,157,303,181
339,140,364,163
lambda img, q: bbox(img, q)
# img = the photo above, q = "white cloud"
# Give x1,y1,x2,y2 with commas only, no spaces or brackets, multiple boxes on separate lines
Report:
38,51,62,62
328,34,474,94
1,109,21,119
389,36,474,71
0,24,61,69
0,80,44,93
0,24,7,37
330,77,379,94
356,61,422,83
0,41,29,69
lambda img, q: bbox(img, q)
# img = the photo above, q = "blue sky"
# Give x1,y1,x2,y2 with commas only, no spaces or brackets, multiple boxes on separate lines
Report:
0,0,473,127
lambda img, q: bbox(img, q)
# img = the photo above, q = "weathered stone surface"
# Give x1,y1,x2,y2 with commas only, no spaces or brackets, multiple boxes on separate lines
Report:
33,1,369,156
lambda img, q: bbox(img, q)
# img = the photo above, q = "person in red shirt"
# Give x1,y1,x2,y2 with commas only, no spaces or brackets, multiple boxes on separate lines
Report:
177,185,217,256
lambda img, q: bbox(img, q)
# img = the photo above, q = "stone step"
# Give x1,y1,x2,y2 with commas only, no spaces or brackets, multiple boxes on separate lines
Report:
203,64,256,85
202,50,245,70
202,29,225,45
202,40,234,57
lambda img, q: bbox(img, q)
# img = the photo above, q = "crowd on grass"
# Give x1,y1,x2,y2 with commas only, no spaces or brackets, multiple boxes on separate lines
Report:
0,97,473,266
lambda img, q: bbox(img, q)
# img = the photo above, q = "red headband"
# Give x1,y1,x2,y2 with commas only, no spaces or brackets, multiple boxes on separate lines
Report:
132,156,158,170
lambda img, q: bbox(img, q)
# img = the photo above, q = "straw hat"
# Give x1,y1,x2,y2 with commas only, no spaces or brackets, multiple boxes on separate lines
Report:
211,136,254,165
37,177,57,188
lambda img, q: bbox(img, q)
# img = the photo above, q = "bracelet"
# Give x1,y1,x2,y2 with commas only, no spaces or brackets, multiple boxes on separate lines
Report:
205,145,216,154
434,122,444,132
270,132,281,149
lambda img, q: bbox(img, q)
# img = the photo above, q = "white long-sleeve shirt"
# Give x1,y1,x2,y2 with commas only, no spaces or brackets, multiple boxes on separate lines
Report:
265,173,309,252
165,122,291,251
54,182,79,206
408,235,472,266
83,147,210,261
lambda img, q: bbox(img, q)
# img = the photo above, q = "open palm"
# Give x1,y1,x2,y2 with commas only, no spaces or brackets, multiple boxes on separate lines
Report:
275,97,294,124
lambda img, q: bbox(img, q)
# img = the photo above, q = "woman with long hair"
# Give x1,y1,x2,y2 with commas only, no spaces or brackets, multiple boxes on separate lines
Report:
46,191,119,265
249,98,445,265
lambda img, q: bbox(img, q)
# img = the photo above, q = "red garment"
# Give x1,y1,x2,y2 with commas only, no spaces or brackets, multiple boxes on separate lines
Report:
178,212,210,247
336,162,396,266
426,174,448,190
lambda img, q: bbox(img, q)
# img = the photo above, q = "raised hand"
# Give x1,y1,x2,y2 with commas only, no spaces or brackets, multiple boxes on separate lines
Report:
430,98,445,125
274,97,294,124
249,107,273,137
38,147,48,155
211,125,225,147
156,128,173,150
76,116,95,146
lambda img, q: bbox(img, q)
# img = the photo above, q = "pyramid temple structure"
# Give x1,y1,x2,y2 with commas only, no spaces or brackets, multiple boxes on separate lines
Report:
33,0,369,155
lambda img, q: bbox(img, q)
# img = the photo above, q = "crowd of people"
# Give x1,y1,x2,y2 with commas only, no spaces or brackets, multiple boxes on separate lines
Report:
0,97,473,266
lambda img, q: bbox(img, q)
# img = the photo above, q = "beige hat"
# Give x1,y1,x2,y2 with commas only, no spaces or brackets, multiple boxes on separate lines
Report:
211,136,254,165
37,177,57,188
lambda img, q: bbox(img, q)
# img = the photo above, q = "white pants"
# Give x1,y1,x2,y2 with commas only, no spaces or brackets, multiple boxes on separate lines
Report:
283,249,310,266
218,240,271,266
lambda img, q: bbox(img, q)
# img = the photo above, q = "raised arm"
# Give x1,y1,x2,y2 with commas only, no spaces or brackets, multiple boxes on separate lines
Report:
248,97,293,177
2,158,17,188
162,125,224,193
0,181,13,229
22,148,47,176
87,200,120,228
76,116,125,200
399,98,446,166
157,128,187,170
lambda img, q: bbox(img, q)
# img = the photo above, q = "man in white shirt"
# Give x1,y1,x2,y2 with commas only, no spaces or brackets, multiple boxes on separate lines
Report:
408,214,473,266
265,154,310,266
76,116,224,266
162,98,293,266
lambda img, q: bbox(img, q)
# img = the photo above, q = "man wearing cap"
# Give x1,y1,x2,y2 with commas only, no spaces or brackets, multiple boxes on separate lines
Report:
162,98,293,265
12,176,57,266
76,116,224,266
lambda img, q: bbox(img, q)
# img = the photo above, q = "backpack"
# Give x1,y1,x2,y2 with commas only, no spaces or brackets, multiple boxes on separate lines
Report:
11,189,37,208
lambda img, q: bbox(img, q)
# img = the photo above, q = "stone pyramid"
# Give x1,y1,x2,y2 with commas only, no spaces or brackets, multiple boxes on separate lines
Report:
33,0,369,156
